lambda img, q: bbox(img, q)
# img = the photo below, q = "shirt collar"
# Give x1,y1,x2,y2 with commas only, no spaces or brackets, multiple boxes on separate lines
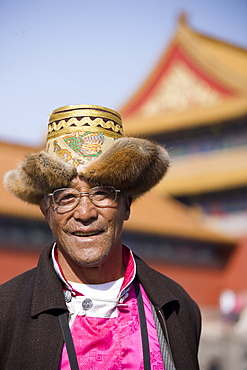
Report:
52,243,136,298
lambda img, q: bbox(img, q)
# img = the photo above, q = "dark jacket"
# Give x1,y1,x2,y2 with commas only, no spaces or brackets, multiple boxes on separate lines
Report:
0,245,201,370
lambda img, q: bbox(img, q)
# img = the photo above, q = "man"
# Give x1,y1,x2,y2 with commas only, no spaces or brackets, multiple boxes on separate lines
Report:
0,104,201,370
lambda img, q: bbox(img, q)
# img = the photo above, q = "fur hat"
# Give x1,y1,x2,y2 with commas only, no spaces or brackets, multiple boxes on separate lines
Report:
4,104,170,204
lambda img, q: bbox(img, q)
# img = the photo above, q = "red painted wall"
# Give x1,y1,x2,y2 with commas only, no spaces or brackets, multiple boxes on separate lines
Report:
1,239,246,309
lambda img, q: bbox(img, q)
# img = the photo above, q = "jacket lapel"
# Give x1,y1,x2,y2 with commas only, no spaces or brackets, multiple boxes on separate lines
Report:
134,254,200,370
31,245,67,317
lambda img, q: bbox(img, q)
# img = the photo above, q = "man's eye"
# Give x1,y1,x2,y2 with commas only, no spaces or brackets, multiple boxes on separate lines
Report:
59,194,76,203
95,191,108,196
93,191,108,199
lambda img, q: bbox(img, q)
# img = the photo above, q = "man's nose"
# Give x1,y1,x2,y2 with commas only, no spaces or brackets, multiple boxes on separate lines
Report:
72,195,98,222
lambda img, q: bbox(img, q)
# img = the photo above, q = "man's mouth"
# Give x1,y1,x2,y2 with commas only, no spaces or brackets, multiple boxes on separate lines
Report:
70,230,103,237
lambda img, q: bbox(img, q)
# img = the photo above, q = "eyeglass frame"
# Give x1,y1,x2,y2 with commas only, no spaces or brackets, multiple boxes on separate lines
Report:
47,185,121,211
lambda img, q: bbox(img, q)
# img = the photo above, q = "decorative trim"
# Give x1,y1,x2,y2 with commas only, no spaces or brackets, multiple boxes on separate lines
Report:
47,117,123,139
49,108,122,126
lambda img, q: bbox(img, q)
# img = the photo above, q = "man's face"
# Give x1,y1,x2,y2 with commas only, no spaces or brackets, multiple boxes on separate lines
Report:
41,177,130,281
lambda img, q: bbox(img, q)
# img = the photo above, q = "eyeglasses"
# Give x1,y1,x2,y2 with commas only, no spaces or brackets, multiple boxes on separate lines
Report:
48,186,121,211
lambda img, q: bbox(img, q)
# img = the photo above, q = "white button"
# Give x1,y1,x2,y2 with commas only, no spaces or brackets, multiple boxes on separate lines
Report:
64,290,72,303
82,298,93,311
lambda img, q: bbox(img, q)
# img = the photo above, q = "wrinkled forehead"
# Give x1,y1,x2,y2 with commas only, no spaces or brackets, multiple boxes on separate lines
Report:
69,176,98,191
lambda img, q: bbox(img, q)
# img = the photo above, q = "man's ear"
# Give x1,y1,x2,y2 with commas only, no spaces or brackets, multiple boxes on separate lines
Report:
124,196,132,221
40,199,49,219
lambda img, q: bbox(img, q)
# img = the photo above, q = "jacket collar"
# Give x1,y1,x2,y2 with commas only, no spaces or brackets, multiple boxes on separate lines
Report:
31,245,67,317
134,253,179,309
30,246,179,316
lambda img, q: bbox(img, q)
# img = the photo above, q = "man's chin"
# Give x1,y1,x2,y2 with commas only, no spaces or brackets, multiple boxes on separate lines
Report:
72,250,111,269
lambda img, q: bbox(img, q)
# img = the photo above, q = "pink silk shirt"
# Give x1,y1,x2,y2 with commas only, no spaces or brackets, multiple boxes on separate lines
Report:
52,245,164,370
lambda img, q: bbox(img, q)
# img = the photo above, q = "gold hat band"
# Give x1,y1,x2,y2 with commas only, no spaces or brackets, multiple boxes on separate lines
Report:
47,117,122,140
47,104,123,139
49,104,122,124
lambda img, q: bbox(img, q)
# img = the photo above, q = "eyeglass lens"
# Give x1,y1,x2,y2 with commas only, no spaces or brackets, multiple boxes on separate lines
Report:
52,186,118,209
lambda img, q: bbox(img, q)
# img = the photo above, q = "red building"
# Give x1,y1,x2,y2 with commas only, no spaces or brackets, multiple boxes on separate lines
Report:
120,13,247,305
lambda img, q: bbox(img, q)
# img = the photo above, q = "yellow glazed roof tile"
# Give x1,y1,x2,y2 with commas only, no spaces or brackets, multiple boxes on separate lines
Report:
157,147,247,196
123,97,247,136
0,141,44,220
125,190,237,245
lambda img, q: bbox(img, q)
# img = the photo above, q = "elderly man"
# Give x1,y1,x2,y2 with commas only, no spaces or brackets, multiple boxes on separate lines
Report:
0,105,201,370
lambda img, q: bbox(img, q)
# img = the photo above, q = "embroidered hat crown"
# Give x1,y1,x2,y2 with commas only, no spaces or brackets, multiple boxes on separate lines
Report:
46,104,123,167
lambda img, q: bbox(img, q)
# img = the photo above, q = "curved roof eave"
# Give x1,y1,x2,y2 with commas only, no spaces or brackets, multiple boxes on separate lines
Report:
123,97,247,136
124,190,237,246
157,147,247,196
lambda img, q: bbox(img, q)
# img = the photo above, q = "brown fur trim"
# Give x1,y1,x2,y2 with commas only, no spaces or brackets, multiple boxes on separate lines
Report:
79,137,170,199
4,151,77,204
4,138,169,204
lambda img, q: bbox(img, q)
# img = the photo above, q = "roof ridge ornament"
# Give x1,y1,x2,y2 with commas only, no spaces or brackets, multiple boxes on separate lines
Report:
178,12,188,26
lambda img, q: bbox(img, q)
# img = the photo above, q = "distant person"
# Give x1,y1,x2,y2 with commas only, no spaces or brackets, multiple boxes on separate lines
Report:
0,104,201,369
207,358,222,370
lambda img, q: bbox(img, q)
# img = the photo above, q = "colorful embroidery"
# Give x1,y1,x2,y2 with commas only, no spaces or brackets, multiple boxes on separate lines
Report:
53,141,72,162
52,132,105,166
63,132,104,159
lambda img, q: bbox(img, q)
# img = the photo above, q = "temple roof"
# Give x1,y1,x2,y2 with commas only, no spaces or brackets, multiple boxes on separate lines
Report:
125,190,236,245
120,13,247,135
0,141,237,246
122,97,247,136
158,147,247,196
0,141,43,219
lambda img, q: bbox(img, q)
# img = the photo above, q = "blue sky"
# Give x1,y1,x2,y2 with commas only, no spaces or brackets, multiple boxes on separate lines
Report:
0,0,247,146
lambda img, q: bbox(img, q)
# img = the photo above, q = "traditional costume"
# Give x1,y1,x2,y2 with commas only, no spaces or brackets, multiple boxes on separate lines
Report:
1,105,201,370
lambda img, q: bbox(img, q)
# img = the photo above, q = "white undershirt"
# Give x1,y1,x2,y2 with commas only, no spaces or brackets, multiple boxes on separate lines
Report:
66,277,126,325
68,278,124,300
